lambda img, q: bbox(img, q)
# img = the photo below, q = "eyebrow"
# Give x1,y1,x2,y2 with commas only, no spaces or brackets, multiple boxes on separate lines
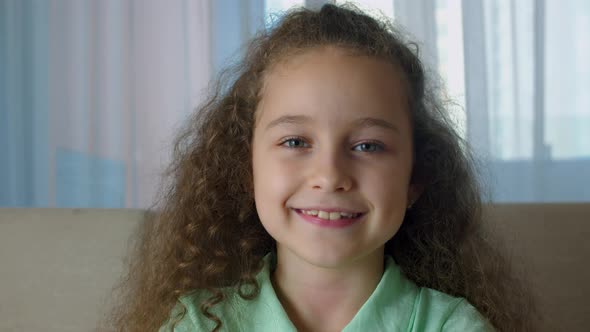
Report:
265,114,400,134
354,117,400,134
265,115,312,131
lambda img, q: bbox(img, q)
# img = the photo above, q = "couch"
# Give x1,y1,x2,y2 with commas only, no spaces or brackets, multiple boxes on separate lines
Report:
0,204,588,331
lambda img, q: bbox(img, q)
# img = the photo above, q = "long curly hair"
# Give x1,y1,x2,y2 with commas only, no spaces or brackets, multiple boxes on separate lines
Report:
105,4,538,331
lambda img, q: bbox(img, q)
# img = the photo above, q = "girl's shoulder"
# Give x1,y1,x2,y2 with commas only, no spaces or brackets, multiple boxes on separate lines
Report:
160,254,298,331
342,256,495,331
160,288,251,332
408,287,495,331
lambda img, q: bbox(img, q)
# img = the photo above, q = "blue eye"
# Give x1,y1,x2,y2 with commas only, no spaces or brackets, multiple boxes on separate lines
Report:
281,137,309,148
353,142,383,152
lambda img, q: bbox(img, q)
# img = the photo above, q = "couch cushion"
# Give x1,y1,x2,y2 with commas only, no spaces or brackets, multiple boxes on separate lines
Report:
485,203,590,332
0,208,144,332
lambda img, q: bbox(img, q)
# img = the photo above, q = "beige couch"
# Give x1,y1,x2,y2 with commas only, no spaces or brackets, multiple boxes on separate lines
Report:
0,205,589,331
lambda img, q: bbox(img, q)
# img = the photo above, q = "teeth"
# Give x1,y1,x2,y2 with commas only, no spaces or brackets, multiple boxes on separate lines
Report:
329,212,341,220
304,210,319,216
300,209,359,220
318,211,330,219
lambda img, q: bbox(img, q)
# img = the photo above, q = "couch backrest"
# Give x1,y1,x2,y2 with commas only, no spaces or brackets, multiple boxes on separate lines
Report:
0,205,588,331
0,209,144,332
484,203,590,332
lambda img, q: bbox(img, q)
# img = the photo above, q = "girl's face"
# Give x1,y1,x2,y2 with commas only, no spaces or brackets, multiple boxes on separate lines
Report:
252,46,419,268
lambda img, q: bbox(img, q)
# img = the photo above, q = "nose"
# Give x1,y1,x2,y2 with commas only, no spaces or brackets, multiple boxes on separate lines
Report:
308,149,353,192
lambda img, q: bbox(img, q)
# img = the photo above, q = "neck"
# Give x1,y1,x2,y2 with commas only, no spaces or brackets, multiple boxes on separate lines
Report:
271,247,385,332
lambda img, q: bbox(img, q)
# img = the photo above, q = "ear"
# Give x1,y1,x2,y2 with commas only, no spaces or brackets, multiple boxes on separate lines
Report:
406,183,424,207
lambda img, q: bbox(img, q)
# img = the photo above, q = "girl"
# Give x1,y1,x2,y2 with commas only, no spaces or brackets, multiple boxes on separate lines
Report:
108,4,537,332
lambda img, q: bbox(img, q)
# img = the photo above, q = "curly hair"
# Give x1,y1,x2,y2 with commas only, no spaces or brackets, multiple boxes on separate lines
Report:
105,4,538,332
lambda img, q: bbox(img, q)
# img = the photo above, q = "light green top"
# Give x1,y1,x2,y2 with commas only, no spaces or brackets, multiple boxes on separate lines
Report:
162,254,494,331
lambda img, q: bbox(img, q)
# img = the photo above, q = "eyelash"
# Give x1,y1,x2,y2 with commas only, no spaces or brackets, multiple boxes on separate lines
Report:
279,137,310,149
279,137,384,152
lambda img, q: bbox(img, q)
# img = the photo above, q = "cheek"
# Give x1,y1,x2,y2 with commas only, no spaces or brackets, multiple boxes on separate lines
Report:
363,167,410,238
252,149,298,214
362,162,411,207
252,153,301,237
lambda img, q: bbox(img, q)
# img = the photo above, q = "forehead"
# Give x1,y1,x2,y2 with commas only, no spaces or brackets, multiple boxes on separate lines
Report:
255,47,410,129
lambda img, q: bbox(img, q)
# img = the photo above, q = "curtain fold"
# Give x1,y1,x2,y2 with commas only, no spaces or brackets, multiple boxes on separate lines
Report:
1,0,211,208
398,0,590,202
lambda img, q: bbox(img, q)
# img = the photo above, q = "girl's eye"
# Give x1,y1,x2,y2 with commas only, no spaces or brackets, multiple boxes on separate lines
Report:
353,142,383,152
281,138,310,148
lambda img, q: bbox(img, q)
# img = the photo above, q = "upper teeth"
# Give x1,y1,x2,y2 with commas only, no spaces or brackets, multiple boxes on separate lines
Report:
300,210,359,220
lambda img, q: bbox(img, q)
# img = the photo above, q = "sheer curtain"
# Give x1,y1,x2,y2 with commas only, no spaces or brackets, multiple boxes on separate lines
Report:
341,0,590,202
2,0,588,207
452,0,589,202
1,0,210,208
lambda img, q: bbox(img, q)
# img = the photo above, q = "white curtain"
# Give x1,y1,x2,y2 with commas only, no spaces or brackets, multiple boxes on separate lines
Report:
361,0,590,202
2,0,588,207
1,0,210,208
456,0,589,202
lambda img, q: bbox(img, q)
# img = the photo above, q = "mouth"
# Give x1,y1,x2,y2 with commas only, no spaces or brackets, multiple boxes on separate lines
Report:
292,208,366,228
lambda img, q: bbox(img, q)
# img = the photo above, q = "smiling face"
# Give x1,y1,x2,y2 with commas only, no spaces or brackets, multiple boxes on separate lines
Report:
252,46,419,268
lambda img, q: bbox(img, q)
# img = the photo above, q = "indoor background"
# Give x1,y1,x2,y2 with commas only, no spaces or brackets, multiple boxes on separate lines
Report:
1,0,588,208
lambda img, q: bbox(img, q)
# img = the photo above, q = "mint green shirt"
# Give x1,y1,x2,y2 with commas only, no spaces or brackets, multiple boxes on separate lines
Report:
163,254,494,331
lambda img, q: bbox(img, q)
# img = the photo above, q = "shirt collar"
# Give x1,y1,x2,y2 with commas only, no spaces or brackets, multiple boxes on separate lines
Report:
247,253,417,331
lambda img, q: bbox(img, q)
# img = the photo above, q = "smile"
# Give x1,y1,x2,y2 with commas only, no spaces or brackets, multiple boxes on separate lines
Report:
298,209,363,220
293,208,365,228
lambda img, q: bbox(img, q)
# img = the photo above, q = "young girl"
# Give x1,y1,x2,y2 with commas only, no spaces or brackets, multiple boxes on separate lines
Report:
108,4,537,331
